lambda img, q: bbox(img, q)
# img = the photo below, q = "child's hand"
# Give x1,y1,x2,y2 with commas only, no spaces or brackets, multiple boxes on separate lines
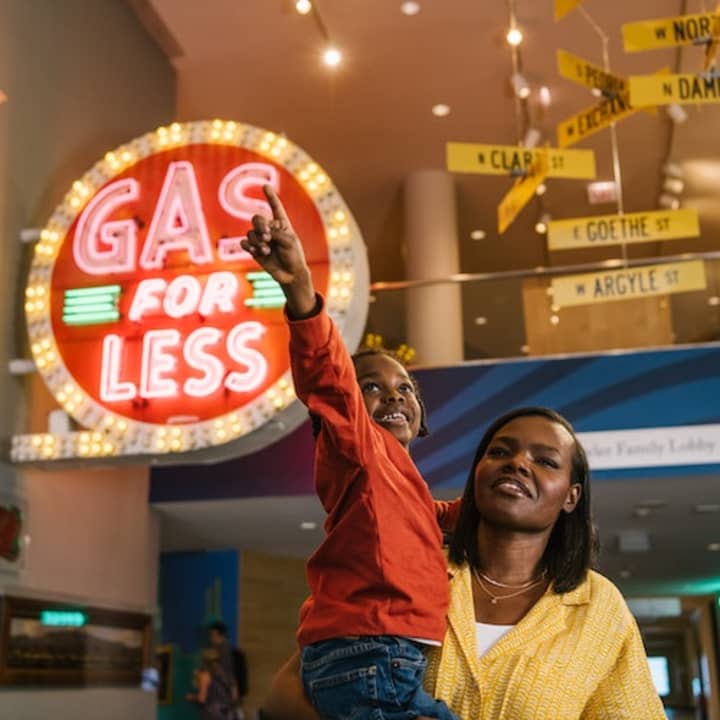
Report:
242,186,317,317
242,185,309,286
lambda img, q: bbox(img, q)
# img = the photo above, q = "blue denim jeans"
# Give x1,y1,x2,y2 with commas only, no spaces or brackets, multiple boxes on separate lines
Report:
301,636,458,720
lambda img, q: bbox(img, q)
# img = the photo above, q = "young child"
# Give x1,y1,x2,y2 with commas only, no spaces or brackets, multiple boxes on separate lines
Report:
242,186,460,720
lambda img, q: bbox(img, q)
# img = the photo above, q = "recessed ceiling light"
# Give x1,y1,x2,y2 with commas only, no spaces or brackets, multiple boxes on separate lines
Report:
708,296,720,307
538,86,552,107
506,27,523,46
470,229,486,240
322,47,342,67
535,183,547,197
400,1,421,15
431,103,450,117
633,507,651,518
550,314,560,325
295,0,312,14
474,316,488,326
708,542,720,552
300,521,317,530
520,344,530,353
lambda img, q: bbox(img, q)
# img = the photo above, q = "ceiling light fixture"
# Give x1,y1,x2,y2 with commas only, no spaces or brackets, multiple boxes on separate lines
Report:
658,193,680,210
523,127,541,148
708,542,720,552
295,0,312,14
695,503,720,513
666,103,688,124
470,229,486,240
506,27,523,46
535,183,547,197
549,314,560,325
538,86,552,107
431,103,451,117
511,73,530,99
474,316,488,326
300,521,318,530
663,177,684,194
535,213,551,234
400,1,421,15
322,47,342,67
708,296,720,307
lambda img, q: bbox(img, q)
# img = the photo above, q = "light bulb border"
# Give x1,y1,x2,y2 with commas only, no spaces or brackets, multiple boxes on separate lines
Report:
17,120,362,463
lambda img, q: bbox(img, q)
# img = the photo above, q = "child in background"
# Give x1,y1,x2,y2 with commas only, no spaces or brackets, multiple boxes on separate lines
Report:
241,186,459,720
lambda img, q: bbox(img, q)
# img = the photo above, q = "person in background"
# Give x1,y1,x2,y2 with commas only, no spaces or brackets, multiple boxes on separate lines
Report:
260,407,666,719
186,647,236,720
241,185,460,720
208,621,239,703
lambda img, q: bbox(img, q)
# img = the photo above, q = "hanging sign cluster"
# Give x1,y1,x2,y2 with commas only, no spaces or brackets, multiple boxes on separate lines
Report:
625,8,720,106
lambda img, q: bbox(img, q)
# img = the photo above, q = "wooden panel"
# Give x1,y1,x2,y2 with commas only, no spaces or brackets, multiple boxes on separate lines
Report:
238,551,308,715
522,277,674,355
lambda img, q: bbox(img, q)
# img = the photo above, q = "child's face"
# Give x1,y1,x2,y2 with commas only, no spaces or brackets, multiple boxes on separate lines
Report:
354,353,422,449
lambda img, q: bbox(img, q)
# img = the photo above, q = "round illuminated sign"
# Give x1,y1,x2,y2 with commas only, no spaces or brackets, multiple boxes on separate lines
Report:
25,121,368,460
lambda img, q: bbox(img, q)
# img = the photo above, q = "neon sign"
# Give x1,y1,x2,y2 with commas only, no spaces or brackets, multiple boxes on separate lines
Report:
15,121,368,462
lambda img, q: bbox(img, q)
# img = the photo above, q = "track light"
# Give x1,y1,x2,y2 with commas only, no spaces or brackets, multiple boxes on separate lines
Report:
322,47,342,67
658,193,680,209
666,103,688,124
511,73,530,99
506,27,523,46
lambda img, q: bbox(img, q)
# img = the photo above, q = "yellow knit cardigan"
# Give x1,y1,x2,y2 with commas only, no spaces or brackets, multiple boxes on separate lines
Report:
424,562,666,719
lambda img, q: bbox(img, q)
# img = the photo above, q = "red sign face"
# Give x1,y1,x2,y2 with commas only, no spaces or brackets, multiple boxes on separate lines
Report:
50,145,328,425
25,122,361,456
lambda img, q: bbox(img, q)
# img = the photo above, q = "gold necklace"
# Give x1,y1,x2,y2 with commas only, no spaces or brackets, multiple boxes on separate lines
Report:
477,567,547,590
471,566,546,605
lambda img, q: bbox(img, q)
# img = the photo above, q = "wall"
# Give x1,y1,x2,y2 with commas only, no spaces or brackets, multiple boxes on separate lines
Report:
239,551,308,715
0,1,175,718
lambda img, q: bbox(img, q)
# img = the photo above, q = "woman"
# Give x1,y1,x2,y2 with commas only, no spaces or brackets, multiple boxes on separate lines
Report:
262,407,665,719
187,647,237,720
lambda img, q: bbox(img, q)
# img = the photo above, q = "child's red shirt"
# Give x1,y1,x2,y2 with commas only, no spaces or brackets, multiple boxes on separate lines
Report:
288,298,459,647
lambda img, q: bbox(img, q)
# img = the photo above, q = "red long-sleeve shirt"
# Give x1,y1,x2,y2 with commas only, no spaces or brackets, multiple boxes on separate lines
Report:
288,298,460,647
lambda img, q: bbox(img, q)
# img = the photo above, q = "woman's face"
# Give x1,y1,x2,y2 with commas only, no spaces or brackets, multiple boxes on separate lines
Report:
473,415,581,532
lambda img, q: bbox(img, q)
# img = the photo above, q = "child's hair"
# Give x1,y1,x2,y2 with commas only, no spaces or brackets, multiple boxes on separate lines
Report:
310,348,430,439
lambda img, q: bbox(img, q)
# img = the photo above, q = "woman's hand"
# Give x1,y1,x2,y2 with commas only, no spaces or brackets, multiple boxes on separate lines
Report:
241,186,316,318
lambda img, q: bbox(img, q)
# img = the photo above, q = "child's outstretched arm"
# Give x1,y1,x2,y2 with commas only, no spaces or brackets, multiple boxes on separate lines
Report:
242,185,373,476
241,185,317,319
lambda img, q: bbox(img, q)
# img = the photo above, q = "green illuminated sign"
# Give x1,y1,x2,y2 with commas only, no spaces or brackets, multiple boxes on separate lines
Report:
40,610,87,627
63,285,121,326
245,272,285,309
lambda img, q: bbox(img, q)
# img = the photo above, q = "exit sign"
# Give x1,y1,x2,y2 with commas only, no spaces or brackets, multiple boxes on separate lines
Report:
40,610,87,627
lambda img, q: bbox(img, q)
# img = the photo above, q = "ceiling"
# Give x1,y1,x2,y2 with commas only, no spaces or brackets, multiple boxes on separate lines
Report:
132,0,720,594
134,0,720,283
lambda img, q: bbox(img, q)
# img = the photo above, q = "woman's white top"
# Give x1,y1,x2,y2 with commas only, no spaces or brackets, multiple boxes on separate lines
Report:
475,622,515,658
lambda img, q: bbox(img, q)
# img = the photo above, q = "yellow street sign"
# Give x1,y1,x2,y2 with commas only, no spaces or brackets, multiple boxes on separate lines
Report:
446,142,595,179
557,68,666,147
557,49,625,95
557,92,639,148
547,209,700,251
555,0,584,22
629,72,720,106
497,149,548,235
705,4,720,70
551,260,706,308
623,13,720,52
